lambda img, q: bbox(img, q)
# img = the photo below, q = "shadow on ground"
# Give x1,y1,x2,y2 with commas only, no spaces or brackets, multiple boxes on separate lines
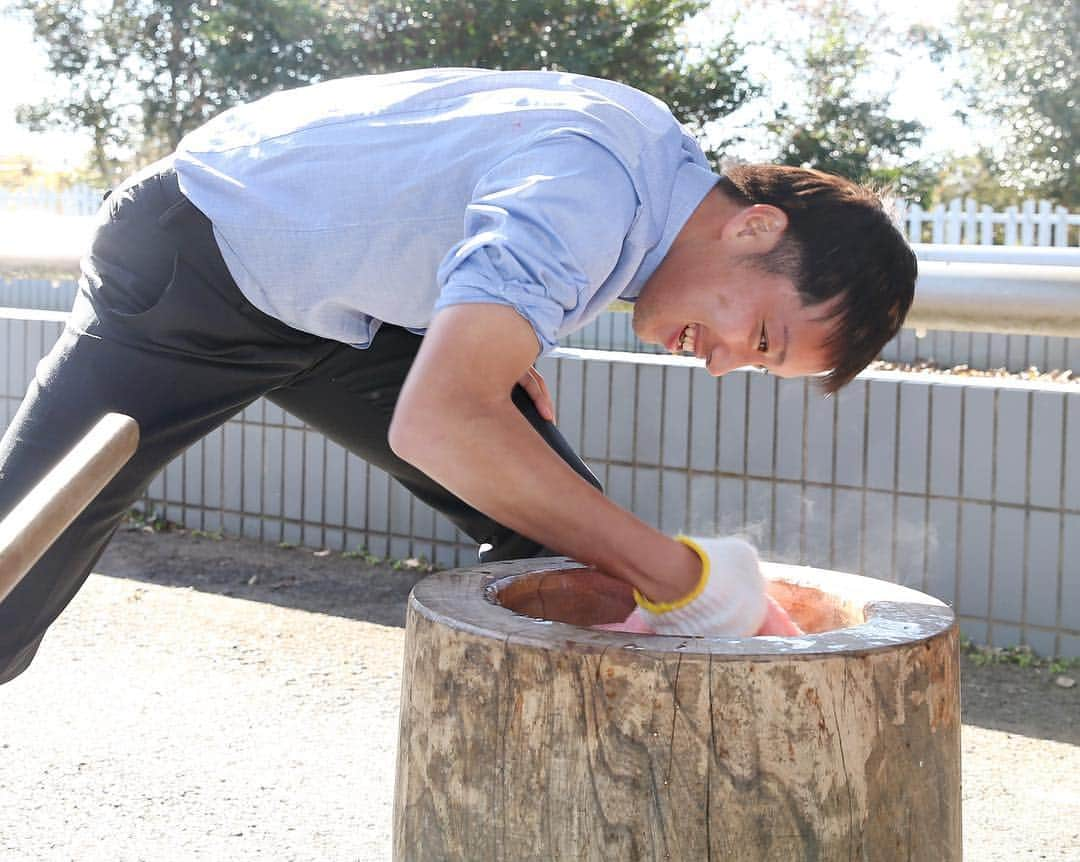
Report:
96,527,1078,747
99,527,432,629
960,659,1079,746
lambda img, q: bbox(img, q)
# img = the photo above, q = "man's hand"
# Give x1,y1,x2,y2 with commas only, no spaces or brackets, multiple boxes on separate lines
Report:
757,595,803,636
632,536,765,636
592,608,656,634
517,366,555,423
592,590,803,637
629,536,801,638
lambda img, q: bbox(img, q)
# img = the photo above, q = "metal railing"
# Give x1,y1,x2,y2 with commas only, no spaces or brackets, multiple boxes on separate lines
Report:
4,221,1079,338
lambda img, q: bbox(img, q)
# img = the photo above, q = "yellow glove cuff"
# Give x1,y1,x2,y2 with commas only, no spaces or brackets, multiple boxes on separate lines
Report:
633,535,709,614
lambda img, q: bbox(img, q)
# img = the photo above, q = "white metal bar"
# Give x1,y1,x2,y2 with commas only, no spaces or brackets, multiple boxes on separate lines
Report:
912,244,1080,266
4,212,1080,344
905,261,1080,337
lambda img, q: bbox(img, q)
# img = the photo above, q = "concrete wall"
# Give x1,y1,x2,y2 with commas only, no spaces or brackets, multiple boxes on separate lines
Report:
3,310,1079,657
0,278,78,312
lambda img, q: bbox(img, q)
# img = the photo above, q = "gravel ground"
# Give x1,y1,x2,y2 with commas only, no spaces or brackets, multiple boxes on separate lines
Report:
0,529,1076,861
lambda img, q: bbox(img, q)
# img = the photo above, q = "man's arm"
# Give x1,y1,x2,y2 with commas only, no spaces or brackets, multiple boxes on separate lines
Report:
388,302,701,605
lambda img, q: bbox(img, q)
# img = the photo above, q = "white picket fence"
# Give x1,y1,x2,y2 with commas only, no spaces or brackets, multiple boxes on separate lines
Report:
894,198,1078,247
0,184,104,216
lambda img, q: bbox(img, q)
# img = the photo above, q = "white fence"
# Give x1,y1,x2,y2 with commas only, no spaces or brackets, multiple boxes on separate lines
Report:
894,198,1079,247
0,184,104,217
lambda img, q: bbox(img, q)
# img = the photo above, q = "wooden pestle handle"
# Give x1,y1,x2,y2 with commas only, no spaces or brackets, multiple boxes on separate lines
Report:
0,413,140,604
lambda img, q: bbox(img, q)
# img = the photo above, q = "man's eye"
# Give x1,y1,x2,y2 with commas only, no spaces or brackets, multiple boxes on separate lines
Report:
757,322,769,352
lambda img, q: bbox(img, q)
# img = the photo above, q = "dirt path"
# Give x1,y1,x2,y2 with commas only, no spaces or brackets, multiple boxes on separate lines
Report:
0,529,1076,861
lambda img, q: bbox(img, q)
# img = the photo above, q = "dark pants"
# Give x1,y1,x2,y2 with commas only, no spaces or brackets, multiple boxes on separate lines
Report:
0,165,599,684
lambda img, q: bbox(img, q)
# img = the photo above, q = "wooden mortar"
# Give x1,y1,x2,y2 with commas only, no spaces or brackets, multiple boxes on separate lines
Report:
393,559,961,862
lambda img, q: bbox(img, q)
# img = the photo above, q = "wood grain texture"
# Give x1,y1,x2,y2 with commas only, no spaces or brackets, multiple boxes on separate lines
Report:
0,413,139,602
393,561,961,862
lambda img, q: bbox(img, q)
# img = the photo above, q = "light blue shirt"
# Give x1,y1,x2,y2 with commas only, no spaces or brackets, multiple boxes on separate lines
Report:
174,68,719,354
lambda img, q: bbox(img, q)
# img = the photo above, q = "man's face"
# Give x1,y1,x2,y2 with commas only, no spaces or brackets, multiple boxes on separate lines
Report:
632,236,838,379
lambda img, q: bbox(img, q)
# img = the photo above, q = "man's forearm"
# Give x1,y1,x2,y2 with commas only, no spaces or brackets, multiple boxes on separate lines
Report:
390,395,700,604
391,302,700,603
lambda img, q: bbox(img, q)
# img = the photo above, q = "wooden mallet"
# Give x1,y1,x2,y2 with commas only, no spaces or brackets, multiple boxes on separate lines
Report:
0,413,140,603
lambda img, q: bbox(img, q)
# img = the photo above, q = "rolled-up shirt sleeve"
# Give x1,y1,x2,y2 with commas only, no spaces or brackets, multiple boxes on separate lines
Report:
434,131,640,354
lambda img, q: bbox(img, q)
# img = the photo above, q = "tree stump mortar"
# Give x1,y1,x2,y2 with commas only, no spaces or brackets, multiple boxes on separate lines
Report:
393,558,961,861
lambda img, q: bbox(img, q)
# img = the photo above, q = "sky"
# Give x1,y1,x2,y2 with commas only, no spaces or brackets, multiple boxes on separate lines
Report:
0,13,87,169
709,0,975,161
0,0,978,174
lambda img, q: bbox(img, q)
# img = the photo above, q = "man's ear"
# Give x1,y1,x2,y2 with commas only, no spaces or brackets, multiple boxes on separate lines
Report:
721,204,788,252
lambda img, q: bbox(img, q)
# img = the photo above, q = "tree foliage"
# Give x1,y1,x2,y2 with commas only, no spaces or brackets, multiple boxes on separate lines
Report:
953,0,1078,207
931,148,1023,210
13,0,346,182
11,0,758,184
331,1,757,135
763,1,931,201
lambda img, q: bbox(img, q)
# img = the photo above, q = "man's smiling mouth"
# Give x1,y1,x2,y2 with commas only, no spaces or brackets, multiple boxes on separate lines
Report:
675,323,698,355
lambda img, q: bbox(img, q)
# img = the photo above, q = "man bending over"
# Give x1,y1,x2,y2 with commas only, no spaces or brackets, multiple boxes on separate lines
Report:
0,69,915,682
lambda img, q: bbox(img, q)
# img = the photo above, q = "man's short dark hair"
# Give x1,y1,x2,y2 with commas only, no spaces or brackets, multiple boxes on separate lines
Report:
717,164,917,393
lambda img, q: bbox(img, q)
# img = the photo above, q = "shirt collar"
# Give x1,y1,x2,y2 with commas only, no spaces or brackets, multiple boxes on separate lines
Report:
620,160,720,301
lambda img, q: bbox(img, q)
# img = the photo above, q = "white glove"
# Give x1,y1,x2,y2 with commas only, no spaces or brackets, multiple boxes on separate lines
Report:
634,536,768,637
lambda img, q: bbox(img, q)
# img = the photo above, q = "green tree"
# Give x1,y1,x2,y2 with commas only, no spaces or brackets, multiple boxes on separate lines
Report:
333,0,757,141
763,1,932,201
11,0,758,184
931,148,1018,210
12,0,343,184
953,0,1079,207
